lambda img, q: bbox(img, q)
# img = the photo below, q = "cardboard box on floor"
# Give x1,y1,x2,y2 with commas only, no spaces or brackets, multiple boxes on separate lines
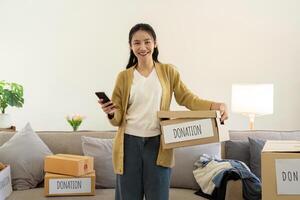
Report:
261,140,300,200
0,164,12,200
157,110,229,149
45,154,94,176
44,170,95,196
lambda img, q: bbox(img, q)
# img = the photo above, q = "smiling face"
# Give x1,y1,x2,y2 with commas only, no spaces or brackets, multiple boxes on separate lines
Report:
130,30,157,63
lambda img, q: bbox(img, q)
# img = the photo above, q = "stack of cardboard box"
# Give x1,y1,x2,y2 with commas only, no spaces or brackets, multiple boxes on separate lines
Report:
44,154,95,197
0,162,12,200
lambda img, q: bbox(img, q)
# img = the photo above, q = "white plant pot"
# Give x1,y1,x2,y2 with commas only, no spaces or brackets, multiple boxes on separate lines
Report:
0,113,13,128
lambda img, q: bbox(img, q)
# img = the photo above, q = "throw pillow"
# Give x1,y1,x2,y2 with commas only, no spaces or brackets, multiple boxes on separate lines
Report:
248,137,266,179
170,143,221,190
225,140,250,167
81,136,115,188
0,123,53,190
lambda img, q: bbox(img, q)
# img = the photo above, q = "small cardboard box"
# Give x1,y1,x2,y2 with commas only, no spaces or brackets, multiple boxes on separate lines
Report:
157,110,229,149
44,170,95,196
261,140,300,200
45,154,94,176
0,165,12,200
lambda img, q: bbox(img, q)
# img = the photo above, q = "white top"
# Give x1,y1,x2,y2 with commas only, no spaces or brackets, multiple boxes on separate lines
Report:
125,68,162,137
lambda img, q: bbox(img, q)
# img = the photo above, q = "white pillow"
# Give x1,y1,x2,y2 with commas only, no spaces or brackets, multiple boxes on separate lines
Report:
81,136,115,188
171,143,221,189
0,123,53,190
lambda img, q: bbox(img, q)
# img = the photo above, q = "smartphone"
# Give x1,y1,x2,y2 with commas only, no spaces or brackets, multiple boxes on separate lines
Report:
95,92,111,104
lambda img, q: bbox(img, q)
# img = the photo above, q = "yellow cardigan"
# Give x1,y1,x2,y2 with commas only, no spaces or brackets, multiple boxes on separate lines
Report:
109,62,213,174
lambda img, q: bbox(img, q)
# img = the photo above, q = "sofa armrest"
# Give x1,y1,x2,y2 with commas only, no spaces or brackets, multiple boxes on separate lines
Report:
225,180,243,200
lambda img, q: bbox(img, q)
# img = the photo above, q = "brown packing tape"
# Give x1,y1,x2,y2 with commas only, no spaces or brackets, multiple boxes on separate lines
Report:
56,154,92,159
47,155,87,161
45,156,79,162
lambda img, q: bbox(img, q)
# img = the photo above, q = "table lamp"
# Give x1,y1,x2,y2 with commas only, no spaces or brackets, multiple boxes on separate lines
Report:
231,84,273,130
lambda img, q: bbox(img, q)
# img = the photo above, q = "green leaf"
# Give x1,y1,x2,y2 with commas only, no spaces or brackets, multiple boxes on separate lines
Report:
0,81,24,112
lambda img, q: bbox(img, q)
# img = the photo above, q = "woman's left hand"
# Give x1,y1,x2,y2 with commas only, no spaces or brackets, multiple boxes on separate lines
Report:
210,102,229,123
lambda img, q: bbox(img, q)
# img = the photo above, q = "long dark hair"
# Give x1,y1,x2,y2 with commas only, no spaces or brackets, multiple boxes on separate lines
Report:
126,23,160,69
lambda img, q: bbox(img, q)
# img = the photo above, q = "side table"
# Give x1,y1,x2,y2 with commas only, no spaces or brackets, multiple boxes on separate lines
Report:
0,126,16,132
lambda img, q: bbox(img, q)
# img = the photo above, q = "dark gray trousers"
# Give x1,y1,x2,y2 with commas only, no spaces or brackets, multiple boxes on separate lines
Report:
115,134,171,200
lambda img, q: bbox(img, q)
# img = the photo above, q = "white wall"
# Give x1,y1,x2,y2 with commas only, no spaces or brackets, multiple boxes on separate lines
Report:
1,0,299,131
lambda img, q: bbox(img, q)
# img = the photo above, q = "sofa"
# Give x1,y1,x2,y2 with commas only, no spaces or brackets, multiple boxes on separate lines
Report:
0,129,246,200
2,129,299,200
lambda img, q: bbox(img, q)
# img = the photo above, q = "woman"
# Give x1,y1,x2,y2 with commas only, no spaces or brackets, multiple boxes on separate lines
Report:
98,23,228,200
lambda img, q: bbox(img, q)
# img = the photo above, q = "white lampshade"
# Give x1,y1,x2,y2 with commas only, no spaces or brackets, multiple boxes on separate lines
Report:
231,84,273,115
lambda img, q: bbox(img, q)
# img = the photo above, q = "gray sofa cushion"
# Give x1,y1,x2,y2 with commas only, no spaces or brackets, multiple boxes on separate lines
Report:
228,130,300,141
224,130,300,172
81,136,115,188
225,140,250,166
248,137,266,179
0,131,116,155
37,131,115,155
171,143,221,190
0,123,53,190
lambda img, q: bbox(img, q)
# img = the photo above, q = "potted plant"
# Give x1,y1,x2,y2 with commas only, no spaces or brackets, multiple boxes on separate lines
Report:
0,81,24,128
66,114,85,131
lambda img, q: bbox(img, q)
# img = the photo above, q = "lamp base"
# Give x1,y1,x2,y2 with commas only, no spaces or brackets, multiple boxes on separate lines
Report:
249,114,255,130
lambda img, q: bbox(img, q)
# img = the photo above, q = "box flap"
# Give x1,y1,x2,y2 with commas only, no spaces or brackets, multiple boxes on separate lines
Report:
262,140,300,152
157,110,217,119
216,118,229,142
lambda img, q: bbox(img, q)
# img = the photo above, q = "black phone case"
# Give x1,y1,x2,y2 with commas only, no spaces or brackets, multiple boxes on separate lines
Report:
95,92,110,103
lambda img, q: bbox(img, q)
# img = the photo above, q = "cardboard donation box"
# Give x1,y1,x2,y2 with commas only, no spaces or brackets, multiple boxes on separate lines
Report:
157,110,229,149
44,171,95,196
44,154,95,197
0,164,12,200
261,140,300,200
45,154,94,176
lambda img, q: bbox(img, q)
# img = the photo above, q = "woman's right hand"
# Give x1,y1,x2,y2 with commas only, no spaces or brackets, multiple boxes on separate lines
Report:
98,99,116,117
